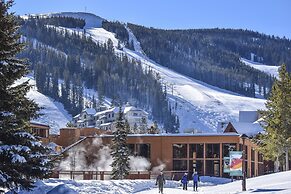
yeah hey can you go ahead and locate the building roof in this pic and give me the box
[99,132,240,138]
[83,108,97,115]
[124,106,148,115]
[73,114,80,119]
[94,107,119,116]
[222,121,263,136]
[100,123,112,127]
[30,121,50,128]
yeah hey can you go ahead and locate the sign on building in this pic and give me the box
[229,151,243,176]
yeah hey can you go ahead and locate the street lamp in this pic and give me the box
[240,133,248,191]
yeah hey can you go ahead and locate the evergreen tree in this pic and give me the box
[0,0,52,191]
[110,106,130,179]
[258,64,291,163]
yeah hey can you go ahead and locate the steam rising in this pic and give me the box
[59,138,151,171]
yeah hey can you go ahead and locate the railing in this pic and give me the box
[50,170,189,181]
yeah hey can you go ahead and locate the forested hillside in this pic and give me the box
[18,16,179,132]
[127,24,291,97]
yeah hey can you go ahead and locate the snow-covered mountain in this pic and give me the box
[15,74,72,134]
[22,12,268,133]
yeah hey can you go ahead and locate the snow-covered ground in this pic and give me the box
[240,58,280,78]
[39,12,267,133]
[8,171,291,194]
[14,74,72,134]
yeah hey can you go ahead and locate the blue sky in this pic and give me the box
[12,0,291,39]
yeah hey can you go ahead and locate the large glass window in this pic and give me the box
[205,160,220,176]
[223,143,237,157]
[189,144,204,158]
[136,144,151,159]
[173,144,187,158]
[173,160,187,171]
[189,160,203,175]
[128,144,135,155]
[206,144,220,158]
[251,148,255,162]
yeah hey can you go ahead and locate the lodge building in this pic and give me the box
[62,131,264,178]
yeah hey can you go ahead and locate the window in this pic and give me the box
[173,160,187,171]
[223,143,237,157]
[173,144,187,158]
[84,115,86,119]
[133,113,138,116]
[127,144,135,155]
[136,144,151,159]
[112,113,114,118]
[189,160,203,175]
[189,144,204,158]
[206,144,220,158]
[206,160,220,176]
[251,148,255,162]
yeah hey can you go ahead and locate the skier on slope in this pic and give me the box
[156,171,166,194]
[181,172,188,190]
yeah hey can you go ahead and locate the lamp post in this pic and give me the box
[240,134,248,191]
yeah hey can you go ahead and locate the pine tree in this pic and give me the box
[258,64,291,163]
[0,1,52,191]
[110,106,130,179]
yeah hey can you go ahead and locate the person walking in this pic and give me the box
[181,172,188,190]
[156,171,165,194]
[192,171,200,191]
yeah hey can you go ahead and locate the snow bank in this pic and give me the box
[11,179,180,194]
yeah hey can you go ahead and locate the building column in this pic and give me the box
[203,143,206,176]
[248,146,251,178]
[255,149,258,177]
[219,143,223,177]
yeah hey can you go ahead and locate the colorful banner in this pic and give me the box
[229,151,243,176]
[223,157,230,173]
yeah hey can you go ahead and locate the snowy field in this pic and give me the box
[7,171,291,194]
[14,75,72,134]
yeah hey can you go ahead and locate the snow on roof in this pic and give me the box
[83,108,97,115]
[73,114,80,119]
[227,121,263,136]
[100,123,112,127]
[99,133,240,138]
[94,107,119,116]
[124,106,148,115]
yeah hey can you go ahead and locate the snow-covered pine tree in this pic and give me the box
[258,64,291,164]
[0,0,52,191]
[110,106,130,179]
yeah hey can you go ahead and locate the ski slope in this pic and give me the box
[45,12,266,133]
[14,74,72,134]
[240,58,280,78]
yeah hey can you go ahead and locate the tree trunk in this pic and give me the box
[286,149,289,171]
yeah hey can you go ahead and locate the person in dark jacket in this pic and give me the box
[156,171,165,194]
[192,171,200,191]
[181,172,188,190]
